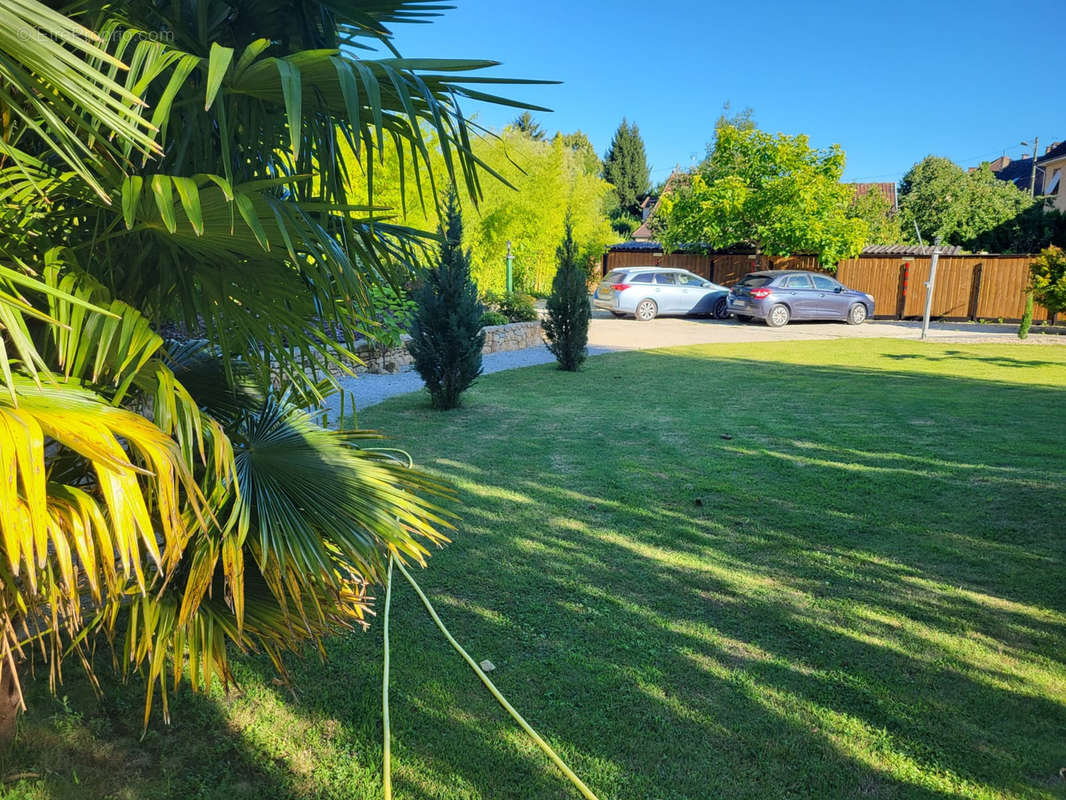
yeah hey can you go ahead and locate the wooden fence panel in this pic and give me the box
[837,257,908,318]
[711,255,758,285]
[900,258,977,318]
[604,250,1041,321]
[974,258,1049,321]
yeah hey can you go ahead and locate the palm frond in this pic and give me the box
[0,0,161,198]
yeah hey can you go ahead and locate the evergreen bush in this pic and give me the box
[543,221,591,371]
[407,193,485,408]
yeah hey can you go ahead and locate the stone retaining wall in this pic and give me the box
[356,321,544,373]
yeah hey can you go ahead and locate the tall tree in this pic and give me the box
[657,125,867,267]
[604,119,651,217]
[344,129,618,294]
[408,191,485,409]
[0,0,536,738]
[702,102,756,167]
[847,186,903,245]
[560,130,603,175]
[513,111,547,141]
[543,221,591,371]
[898,156,1035,247]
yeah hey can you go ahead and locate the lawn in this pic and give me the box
[4,338,1066,800]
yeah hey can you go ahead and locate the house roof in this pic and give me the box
[631,170,686,241]
[860,244,962,256]
[1038,140,1066,165]
[848,182,898,211]
[993,157,1044,194]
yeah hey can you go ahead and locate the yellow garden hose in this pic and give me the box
[382,556,600,800]
[382,555,394,800]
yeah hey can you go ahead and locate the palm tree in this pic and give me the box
[0,0,544,739]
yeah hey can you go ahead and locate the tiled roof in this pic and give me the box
[860,244,962,256]
[994,157,1043,194]
[849,182,898,211]
[1038,140,1066,164]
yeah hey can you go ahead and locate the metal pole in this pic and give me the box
[920,236,941,340]
[1029,137,1038,198]
[505,240,514,293]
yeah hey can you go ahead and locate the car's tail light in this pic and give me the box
[611,283,631,291]
[750,288,772,299]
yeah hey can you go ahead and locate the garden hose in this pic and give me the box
[382,555,394,800]
[382,556,600,800]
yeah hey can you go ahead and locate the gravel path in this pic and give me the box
[322,343,614,417]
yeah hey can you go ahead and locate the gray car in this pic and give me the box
[726,270,874,327]
[592,267,730,321]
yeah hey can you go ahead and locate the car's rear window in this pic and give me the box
[604,271,627,284]
[737,275,772,287]
[781,274,814,288]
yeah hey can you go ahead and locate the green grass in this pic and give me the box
[5,339,1066,800]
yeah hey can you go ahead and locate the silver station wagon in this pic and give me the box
[593,267,730,321]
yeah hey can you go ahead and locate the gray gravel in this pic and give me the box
[321,343,614,419]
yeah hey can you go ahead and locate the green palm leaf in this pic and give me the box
[0,0,161,198]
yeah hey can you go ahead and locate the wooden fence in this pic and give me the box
[601,251,1050,322]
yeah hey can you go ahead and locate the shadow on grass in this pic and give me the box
[882,350,1066,369]
[7,347,1066,800]
[3,672,301,800]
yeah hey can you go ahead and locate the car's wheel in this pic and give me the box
[847,303,868,325]
[712,296,729,320]
[735,314,752,323]
[634,299,658,321]
[766,304,790,328]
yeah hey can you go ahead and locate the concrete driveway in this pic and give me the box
[586,310,1064,350]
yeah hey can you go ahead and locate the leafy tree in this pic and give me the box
[604,119,651,217]
[1029,245,1066,316]
[970,203,1066,254]
[407,192,485,409]
[702,102,756,167]
[513,111,547,141]
[848,186,903,245]
[898,157,1035,247]
[0,0,532,739]
[543,221,591,371]
[560,130,603,175]
[657,125,867,268]
[345,129,618,294]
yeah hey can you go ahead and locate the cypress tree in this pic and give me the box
[1018,292,1034,339]
[604,118,651,217]
[407,191,485,409]
[543,221,591,371]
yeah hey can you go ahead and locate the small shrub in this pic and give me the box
[484,290,538,323]
[407,191,485,409]
[360,285,415,370]
[480,311,508,327]
[1029,245,1066,317]
[543,221,591,371]
[1018,293,1033,339]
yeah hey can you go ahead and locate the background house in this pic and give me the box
[989,140,1066,206]
[1038,141,1066,211]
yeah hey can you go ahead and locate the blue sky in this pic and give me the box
[388,0,1066,186]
